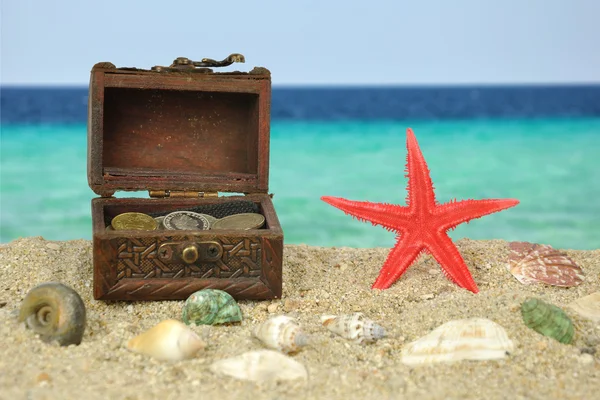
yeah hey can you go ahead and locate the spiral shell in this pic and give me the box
[182,289,242,326]
[321,313,385,344]
[127,319,206,361]
[507,242,584,287]
[521,298,574,344]
[18,282,86,346]
[253,315,309,354]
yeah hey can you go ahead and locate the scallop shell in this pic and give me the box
[567,292,600,323]
[321,313,385,344]
[18,282,86,346]
[210,350,308,382]
[127,319,206,361]
[521,298,574,344]
[401,318,514,366]
[182,289,242,325]
[253,315,309,354]
[507,241,584,287]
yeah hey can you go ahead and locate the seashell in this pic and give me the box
[321,313,385,344]
[18,282,86,346]
[253,315,309,354]
[210,350,308,382]
[182,289,242,326]
[127,319,206,361]
[401,318,514,366]
[568,292,600,323]
[507,241,584,287]
[521,298,574,344]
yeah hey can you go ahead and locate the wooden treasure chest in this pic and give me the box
[87,55,283,301]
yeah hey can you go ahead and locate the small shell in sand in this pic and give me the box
[521,298,574,344]
[127,319,206,361]
[320,313,385,344]
[253,315,309,354]
[18,282,86,346]
[507,242,584,287]
[182,289,242,326]
[568,292,600,323]
[401,318,514,367]
[210,350,308,382]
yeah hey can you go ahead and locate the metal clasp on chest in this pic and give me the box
[157,241,223,264]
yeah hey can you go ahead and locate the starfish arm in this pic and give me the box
[426,233,479,293]
[321,196,411,232]
[435,198,520,231]
[372,233,425,289]
[405,128,437,211]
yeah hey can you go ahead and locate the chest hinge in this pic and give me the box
[149,190,219,198]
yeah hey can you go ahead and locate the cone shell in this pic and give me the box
[210,350,308,382]
[507,242,584,287]
[568,292,600,323]
[127,319,206,361]
[182,289,242,326]
[521,298,574,344]
[253,315,309,354]
[18,282,86,346]
[321,313,385,344]
[401,318,514,366]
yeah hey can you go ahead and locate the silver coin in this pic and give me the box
[163,211,210,231]
[212,213,266,230]
[194,213,217,229]
[154,216,166,230]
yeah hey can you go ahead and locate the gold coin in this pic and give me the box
[212,213,265,230]
[111,212,158,231]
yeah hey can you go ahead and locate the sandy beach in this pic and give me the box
[0,236,598,400]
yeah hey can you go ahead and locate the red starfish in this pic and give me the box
[321,128,519,293]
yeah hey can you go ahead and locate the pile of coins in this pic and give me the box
[108,211,265,232]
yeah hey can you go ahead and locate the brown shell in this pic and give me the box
[507,242,584,287]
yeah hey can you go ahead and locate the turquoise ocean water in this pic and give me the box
[1,118,599,250]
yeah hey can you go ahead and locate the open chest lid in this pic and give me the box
[87,54,271,198]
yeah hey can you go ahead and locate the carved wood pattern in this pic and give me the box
[262,237,283,298]
[103,277,275,301]
[92,194,283,301]
[114,236,262,280]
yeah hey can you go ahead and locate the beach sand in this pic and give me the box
[0,236,598,400]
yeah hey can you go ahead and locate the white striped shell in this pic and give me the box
[320,313,385,344]
[401,318,514,367]
[568,292,600,323]
[210,350,308,382]
[126,319,206,361]
[253,315,309,354]
[507,241,584,287]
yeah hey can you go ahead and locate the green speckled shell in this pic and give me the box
[521,298,574,344]
[182,289,242,325]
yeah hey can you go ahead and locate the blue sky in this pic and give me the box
[2,0,599,86]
